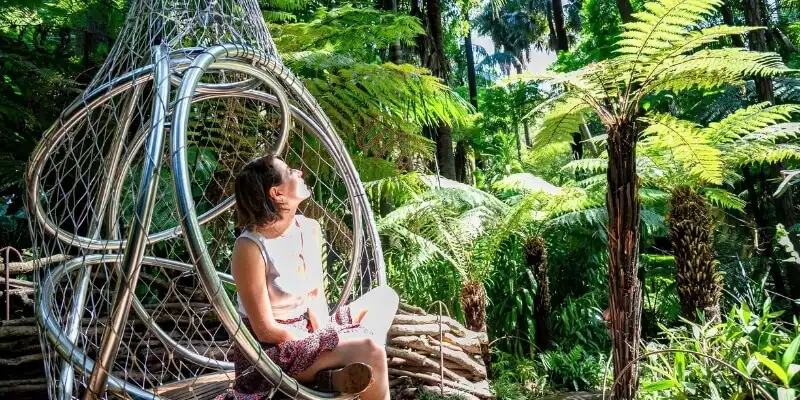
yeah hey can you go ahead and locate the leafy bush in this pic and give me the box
[538,346,609,392]
[639,299,800,400]
[490,351,548,399]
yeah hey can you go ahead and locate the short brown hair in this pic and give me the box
[234,154,288,229]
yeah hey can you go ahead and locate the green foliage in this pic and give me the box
[538,346,609,391]
[273,6,424,60]
[490,352,549,399]
[639,299,800,400]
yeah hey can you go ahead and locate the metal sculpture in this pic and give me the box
[24,0,385,398]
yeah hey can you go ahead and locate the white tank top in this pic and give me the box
[235,215,325,320]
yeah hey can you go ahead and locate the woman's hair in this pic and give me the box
[234,153,288,229]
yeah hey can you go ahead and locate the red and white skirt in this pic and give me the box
[215,306,371,400]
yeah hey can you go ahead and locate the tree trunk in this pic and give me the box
[551,0,569,52]
[742,166,788,297]
[524,124,532,147]
[524,236,552,351]
[544,0,558,51]
[465,25,478,110]
[455,141,469,184]
[616,0,634,23]
[667,186,722,323]
[460,281,486,333]
[424,0,456,180]
[743,0,775,102]
[721,0,745,47]
[606,122,642,400]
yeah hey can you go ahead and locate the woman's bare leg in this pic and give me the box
[348,285,399,345]
[294,335,389,400]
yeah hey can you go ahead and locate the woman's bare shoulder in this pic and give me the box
[231,236,266,270]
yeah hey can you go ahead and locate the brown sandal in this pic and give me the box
[314,362,373,394]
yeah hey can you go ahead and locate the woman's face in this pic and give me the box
[269,158,311,207]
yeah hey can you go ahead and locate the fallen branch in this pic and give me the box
[387,368,493,398]
[2,255,70,275]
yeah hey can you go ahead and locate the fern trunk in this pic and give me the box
[667,186,721,323]
[524,236,552,351]
[606,122,642,400]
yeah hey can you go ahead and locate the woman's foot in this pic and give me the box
[314,362,373,394]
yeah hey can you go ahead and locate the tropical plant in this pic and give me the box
[512,0,796,395]
[639,299,800,400]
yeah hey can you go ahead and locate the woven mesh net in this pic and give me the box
[24,0,383,398]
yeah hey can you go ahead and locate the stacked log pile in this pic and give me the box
[1,255,495,400]
[388,303,493,400]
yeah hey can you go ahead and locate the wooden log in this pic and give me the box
[0,352,43,367]
[388,323,446,337]
[389,336,486,377]
[0,278,34,288]
[398,303,426,315]
[387,368,493,398]
[429,336,463,353]
[1,255,70,275]
[392,314,487,343]
[385,346,470,384]
[443,333,482,354]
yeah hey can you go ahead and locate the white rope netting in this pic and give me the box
[24,0,385,399]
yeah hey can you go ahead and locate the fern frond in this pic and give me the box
[741,122,800,143]
[644,48,792,94]
[617,0,723,57]
[530,98,592,150]
[702,187,745,210]
[492,173,563,195]
[705,103,800,144]
[561,158,608,175]
[725,143,800,166]
[774,77,800,102]
[641,112,723,185]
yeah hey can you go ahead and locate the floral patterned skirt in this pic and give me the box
[215,306,371,400]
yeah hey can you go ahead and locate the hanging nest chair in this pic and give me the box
[24,1,385,399]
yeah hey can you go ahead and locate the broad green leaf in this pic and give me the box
[782,335,800,370]
[778,388,796,400]
[641,380,675,392]
[788,364,800,381]
[737,358,750,377]
[755,352,789,386]
[675,352,686,381]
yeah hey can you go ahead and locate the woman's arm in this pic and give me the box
[232,239,298,344]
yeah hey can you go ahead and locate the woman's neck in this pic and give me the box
[256,210,298,239]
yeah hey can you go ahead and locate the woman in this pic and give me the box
[221,154,399,400]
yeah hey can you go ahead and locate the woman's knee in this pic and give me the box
[353,337,386,366]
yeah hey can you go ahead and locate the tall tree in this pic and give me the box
[742,0,800,311]
[415,0,457,179]
[517,0,792,396]
[552,0,569,51]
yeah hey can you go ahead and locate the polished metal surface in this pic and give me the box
[84,45,172,399]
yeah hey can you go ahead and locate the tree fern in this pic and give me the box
[640,113,723,184]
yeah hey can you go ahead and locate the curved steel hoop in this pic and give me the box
[28,43,386,400]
